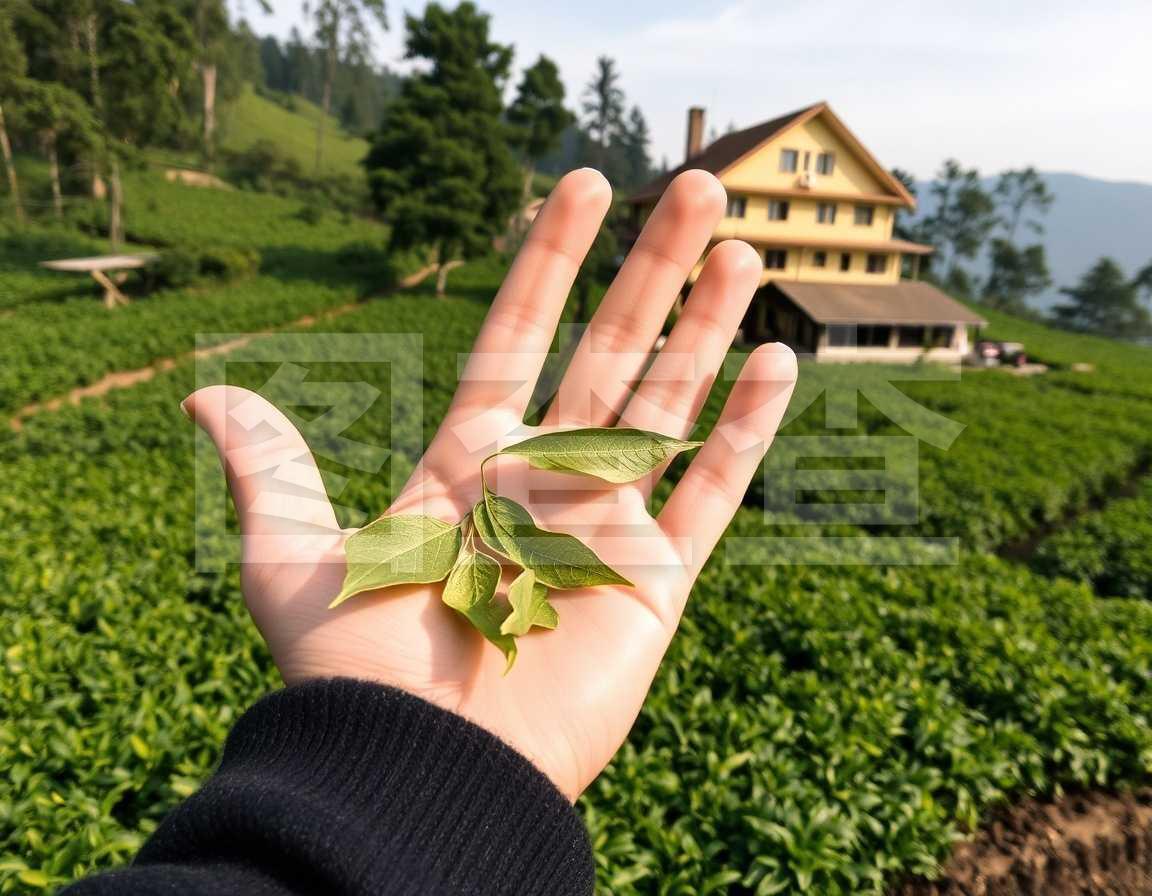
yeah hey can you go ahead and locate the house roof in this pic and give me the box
[770,280,987,326]
[629,102,916,207]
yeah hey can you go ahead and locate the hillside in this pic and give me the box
[911,172,1152,309]
[216,84,370,181]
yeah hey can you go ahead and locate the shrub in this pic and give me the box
[143,246,260,291]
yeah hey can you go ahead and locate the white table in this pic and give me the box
[39,254,156,309]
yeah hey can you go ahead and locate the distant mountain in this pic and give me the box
[909,172,1152,310]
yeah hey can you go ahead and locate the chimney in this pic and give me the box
[685,106,705,162]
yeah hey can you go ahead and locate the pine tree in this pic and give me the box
[507,55,572,203]
[364,2,519,296]
[619,105,651,188]
[1053,258,1152,339]
[581,56,623,172]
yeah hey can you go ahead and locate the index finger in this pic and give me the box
[450,169,612,419]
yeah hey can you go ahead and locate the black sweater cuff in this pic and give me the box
[85,678,594,895]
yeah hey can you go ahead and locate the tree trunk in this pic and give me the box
[109,156,124,249]
[202,62,217,159]
[0,102,25,225]
[436,261,451,297]
[45,129,63,221]
[315,44,336,175]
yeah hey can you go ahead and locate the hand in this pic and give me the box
[183,169,797,800]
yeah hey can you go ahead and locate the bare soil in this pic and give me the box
[895,790,1152,895]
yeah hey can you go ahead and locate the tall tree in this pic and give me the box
[507,55,572,204]
[889,167,918,243]
[1052,258,1152,339]
[15,80,99,220]
[364,2,519,296]
[983,239,1050,313]
[0,8,27,224]
[304,0,387,175]
[1134,260,1152,303]
[92,0,196,246]
[922,159,997,278]
[186,0,270,160]
[993,166,1053,239]
[619,105,652,188]
[581,56,623,172]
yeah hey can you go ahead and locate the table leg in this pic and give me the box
[90,269,130,308]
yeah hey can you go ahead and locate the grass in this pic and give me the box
[217,84,370,181]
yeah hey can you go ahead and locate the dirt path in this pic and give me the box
[8,260,461,432]
[894,790,1152,895]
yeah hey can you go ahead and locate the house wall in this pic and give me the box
[691,246,902,287]
[712,195,895,244]
[721,116,893,199]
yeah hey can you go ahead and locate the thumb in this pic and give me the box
[183,385,341,553]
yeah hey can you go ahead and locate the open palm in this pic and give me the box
[184,169,797,800]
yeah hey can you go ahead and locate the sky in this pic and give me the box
[248,0,1152,184]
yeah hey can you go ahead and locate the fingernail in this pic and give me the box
[179,398,192,420]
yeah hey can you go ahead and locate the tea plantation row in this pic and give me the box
[1033,477,1152,598]
[3,283,1152,892]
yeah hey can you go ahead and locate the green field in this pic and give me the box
[1,177,1152,893]
[218,84,370,181]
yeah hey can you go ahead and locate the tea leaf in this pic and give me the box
[441,544,517,670]
[331,515,461,608]
[500,427,703,483]
[500,569,557,636]
[473,494,631,589]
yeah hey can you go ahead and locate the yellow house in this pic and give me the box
[628,102,985,362]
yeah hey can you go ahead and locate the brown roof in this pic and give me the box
[629,101,916,208]
[629,103,821,201]
[771,280,987,326]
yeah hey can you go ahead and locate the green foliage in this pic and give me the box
[364,1,519,284]
[442,543,516,667]
[219,85,369,182]
[983,239,1050,312]
[507,55,573,163]
[922,159,998,279]
[332,515,462,607]
[1052,256,1152,340]
[473,493,630,590]
[1034,478,1152,598]
[500,427,701,483]
[2,281,1152,891]
[144,245,260,290]
[581,56,624,171]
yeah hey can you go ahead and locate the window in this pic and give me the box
[764,249,788,270]
[779,149,799,172]
[860,325,891,347]
[840,252,852,272]
[898,326,926,347]
[817,202,837,224]
[866,253,888,274]
[812,250,827,268]
[827,325,855,347]
[929,326,955,347]
[854,204,875,226]
[802,150,811,171]
[726,196,747,218]
[767,199,790,221]
[816,152,835,175]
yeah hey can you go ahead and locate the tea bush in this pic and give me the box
[3,261,1152,893]
[1033,478,1152,598]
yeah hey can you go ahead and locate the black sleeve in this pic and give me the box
[62,678,595,896]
